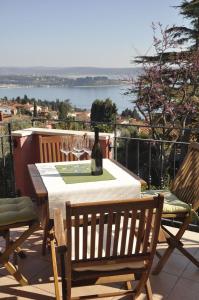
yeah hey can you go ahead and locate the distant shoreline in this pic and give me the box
[0,83,129,89]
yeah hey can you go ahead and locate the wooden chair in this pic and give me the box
[0,196,40,285]
[143,142,199,274]
[51,195,164,300]
[39,134,91,163]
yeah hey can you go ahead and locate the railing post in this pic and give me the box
[0,135,7,196]
[8,122,16,197]
[173,143,177,179]
[31,118,35,127]
[160,142,164,188]
[113,121,117,161]
[125,139,129,168]
[137,140,140,177]
[148,141,152,189]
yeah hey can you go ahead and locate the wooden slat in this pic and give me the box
[47,143,52,162]
[120,210,129,256]
[39,136,44,163]
[90,214,96,259]
[74,214,79,261]
[113,212,121,256]
[128,210,136,255]
[57,142,61,162]
[71,197,158,213]
[98,212,104,258]
[52,142,56,162]
[135,210,146,254]
[43,143,47,163]
[105,210,113,257]
[83,214,88,259]
[142,209,153,253]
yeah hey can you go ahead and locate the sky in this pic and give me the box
[0,0,187,68]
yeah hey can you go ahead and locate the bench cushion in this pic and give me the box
[142,190,190,214]
[0,197,38,226]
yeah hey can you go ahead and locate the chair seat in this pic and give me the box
[0,197,38,226]
[74,261,144,272]
[142,190,190,214]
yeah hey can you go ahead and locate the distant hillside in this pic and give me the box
[0,66,142,79]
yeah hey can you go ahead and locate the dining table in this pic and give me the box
[28,158,146,254]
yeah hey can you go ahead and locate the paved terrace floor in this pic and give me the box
[0,226,199,300]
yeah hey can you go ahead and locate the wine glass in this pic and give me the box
[60,137,71,159]
[68,135,88,174]
[71,136,86,161]
[82,133,94,157]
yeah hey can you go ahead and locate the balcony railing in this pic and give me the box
[0,122,15,197]
[0,118,196,196]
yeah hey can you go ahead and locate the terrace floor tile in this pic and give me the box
[0,226,199,299]
[167,277,199,300]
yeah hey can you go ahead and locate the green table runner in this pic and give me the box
[56,163,115,184]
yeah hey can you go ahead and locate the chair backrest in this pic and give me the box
[65,195,163,271]
[39,135,91,163]
[171,142,199,210]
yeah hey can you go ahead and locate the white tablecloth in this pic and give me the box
[36,159,141,218]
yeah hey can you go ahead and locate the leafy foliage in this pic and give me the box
[121,108,141,119]
[91,98,117,132]
[126,23,199,187]
[129,24,199,142]
[167,0,199,50]
[58,99,73,120]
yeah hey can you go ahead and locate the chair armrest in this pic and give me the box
[53,208,67,250]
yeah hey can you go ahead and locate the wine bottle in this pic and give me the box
[91,127,103,175]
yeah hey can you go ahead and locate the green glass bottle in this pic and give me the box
[91,127,103,175]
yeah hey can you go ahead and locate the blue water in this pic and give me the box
[0,85,133,113]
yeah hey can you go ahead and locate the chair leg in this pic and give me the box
[42,220,53,255]
[42,223,49,255]
[153,244,174,275]
[4,230,10,249]
[50,230,61,300]
[0,221,40,284]
[153,215,199,275]
[134,272,150,299]
[176,243,199,268]
[66,273,71,300]
[126,281,133,290]
[145,279,153,300]
[4,260,28,286]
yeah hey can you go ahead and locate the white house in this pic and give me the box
[0,106,12,116]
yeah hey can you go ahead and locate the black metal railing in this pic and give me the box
[115,136,190,189]
[0,118,197,195]
[0,122,16,197]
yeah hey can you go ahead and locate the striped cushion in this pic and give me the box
[142,190,190,214]
[0,197,38,226]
